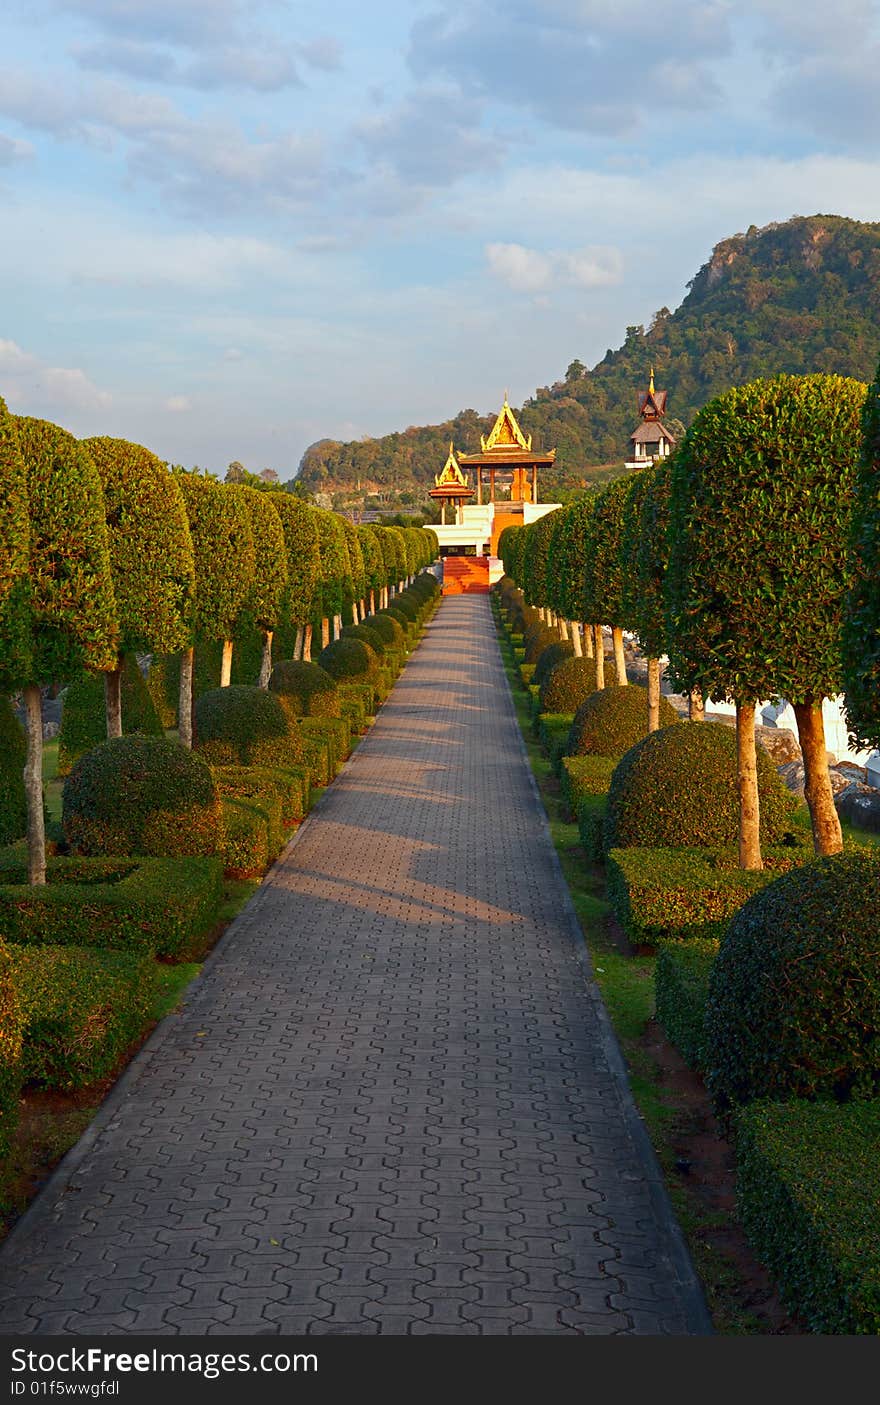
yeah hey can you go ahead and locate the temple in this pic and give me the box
[432,396,560,593]
[624,369,676,469]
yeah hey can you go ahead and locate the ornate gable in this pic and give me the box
[481,397,532,453]
[434,443,469,489]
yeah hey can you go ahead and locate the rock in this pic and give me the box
[41,721,59,741]
[833,761,868,785]
[835,783,880,833]
[756,725,801,765]
[778,761,806,797]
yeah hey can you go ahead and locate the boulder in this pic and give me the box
[835,784,880,833]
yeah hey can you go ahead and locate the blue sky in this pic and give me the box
[1,0,879,479]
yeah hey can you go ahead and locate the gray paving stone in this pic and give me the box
[0,596,709,1336]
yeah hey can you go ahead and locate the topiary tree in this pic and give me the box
[368,525,397,608]
[269,659,341,718]
[667,375,867,866]
[176,472,255,745]
[620,465,669,729]
[318,636,378,683]
[342,623,386,657]
[194,685,303,767]
[228,485,287,687]
[58,656,163,776]
[11,418,119,884]
[539,656,609,714]
[545,510,580,653]
[365,611,405,649]
[0,696,27,846]
[521,511,561,621]
[272,494,321,663]
[83,437,194,737]
[498,524,525,585]
[704,850,880,1113]
[533,641,574,689]
[566,684,678,759]
[842,357,880,750]
[582,477,634,686]
[341,518,366,624]
[63,734,221,858]
[357,525,384,615]
[312,507,352,649]
[385,526,409,594]
[551,500,596,665]
[0,397,30,701]
[604,721,797,851]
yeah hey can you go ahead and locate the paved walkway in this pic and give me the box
[0,597,709,1336]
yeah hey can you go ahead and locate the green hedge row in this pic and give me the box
[559,755,617,818]
[654,938,719,1070]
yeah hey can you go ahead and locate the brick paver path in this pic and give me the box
[0,596,709,1335]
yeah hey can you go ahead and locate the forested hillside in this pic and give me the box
[296,214,880,503]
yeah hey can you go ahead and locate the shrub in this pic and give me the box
[654,938,719,1069]
[606,845,809,947]
[559,755,617,818]
[363,613,403,648]
[605,720,798,851]
[377,607,412,636]
[338,681,375,721]
[533,641,574,689]
[0,938,23,1159]
[269,659,340,718]
[537,714,573,769]
[194,685,304,770]
[63,735,222,859]
[213,763,306,827]
[539,656,610,713]
[566,685,678,759]
[0,852,222,959]
[705,850,880,1113]
[58,655,163,776]
[13,945,156,1091]
[577,795,608,862]
[341,623,386,657]
[736,1100,880,1334]
[390,592,420,623]
[523,624,559,665]
[220,797,271,877]
[146,656,177,728]
[300,733,333,788]
[0,695,27,846]
[300,715,350,766]
[318,636,378,683]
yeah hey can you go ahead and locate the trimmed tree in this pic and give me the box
[357,525,384,615]
[555,499,597,665]
[272,493,321,663]
[843,358,880,749]
[12,417,118,883]
[312,508,353,648]
[667,374,867,865]
[84,437,194,737]
[583,477,634,686]
[176,472,255,745]
[341,518,366,625]
[0,397,30,694]
[369,525,397,609]
[229,485,288,687]
[521,511,561,622]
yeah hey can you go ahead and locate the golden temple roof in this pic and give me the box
[481,397,532,454]
[433,443,469,490]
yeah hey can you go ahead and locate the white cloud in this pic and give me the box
[0,339,112,414]
[486,242,623,293]
[0,132,34,164]
[165,394,191,412]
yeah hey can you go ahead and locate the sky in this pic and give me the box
[1,0,880,479]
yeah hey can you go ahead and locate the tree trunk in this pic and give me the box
[647,657,661,732]
[320,617,330,650]
[736,702,763,871]
[369,589,375,614]
[612,627,628,685]
[220,639,233,687]
[794,697,844,856]
[302,624,313,663]
[582,623,594,659]
[23,684,46,887]
[570,623,582,658]
[334,613,343,640]
[179,647,194,748]
[105,663,123,739]
[689,689,705,722]
[593,627,605,689]
[294,625,304,662]
[558,617,569,640]
[258,630,273,689]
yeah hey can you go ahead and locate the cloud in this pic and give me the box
[165,394,191,412]
[0,339,112,414]
[0,132,33,164]
[486,242,623,293]
[73,37,305,92]
[356,88,502,188]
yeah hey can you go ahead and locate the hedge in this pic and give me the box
[269,660,341,718]
[606,845,809,947]
[539,656,608,714]
[212,763,307,826]
[566,684,678,760]
[58,655,164,776]
[300,715,351,767]
[705,849,880,1113]
[532,641,574,689]
[559,755,618,819]
[195,685,304,769]
[536,714,574,770]
[63,735,222,859]
[338,682,375,721]
[654,938,719,1070]
[12,945,157,1091]
[577,795,608,862]
[365,612,406,648]
[0,695,27,846]
[0,853,223,959]
[220,797,271,878]
[213,771,284,854]
[736,1100,880,1334]
[0,938,22,1160]
[300,733,333,789]
[318,636,378,684]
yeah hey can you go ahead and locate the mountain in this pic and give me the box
[296,215,880,504]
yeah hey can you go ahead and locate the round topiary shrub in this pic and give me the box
[194,685,304,768]
[376,607,410,636]
[605,720,797,850]
[363,613,403,648]
[533,641,574,689]
[58,654,163,777]
[523,625,560,664]
[269,660,341,718]
[0,696,27,847]
[704,850,880,1112]
[63,735,222,858]
[539,656,610,714]
[566,685,679,759]
[390,593,420,623]
[341,624,386,657]
[318,636,378,682]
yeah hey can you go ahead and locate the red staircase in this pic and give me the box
[442,556,490,594]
